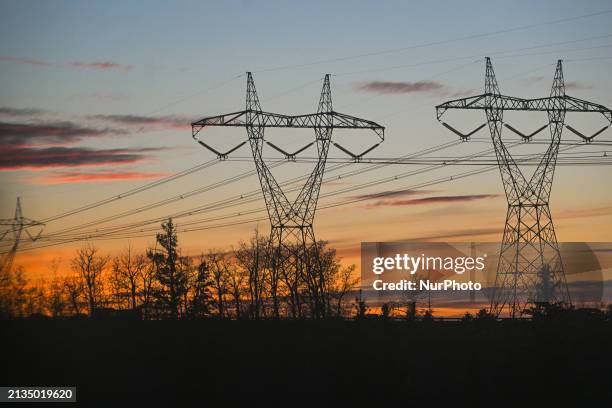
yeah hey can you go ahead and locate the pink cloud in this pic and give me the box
[0,56,49,66]
[0,55,132,72]
[34,170,170,185]
[88,114,193,131]
[69,61,133,72]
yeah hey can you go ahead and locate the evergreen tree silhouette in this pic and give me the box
[147,218,188,319]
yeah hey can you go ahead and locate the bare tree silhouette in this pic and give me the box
[70,243,109,316]
[234,229,269,319]
[111,244,147,310]
[207,250,229,318]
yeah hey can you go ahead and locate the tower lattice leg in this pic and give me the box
[245,74,334,319]
[488,60,571,317]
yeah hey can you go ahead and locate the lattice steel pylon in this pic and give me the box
[0,197,44,275]
[192,73,384,318]
[436,58,612,317]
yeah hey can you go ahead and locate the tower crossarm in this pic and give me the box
[436,94,612,122]
[562,96,612,121]
[0,218,43,227]
[192,110,384,138]
[436,94,530,119]
[189,72,383,318]
[192,110,296,135]
[191,73,385,226]
[0,198,44,274]
[326,112,385,139]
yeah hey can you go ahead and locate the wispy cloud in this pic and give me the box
[523,75,546,83]
[0,146,164,170]
[363,194,498,209]
[557,205,612,220]
[0,120,127,147]
[564,81,594,90]
[33,169,170,185]
[0,109,187,176]
[349,189,431,200]
[88,114,193,130]
[0,107,51,117]
[401,227,502,241]
[446,88,477,98]
[68,62,132,72]
[522,76,593,90]
[355,80,444,94]
[0,55,133,72]
[354,80,475,98]
[0,56,49,66]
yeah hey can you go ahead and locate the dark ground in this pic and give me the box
[1,318,611,405]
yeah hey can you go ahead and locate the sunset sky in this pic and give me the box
[1,0,612,292]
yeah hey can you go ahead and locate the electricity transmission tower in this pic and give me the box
[436,58,612,317]
[0,197,44,274]
[192,73,384,318]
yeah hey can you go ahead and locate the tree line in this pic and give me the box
[0,219,358,320]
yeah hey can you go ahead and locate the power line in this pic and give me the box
[12,143,583,251]
[9,135,608,253]
[38,159,220,223]
[5,140,465,251]
[19,140,461,244]
[334,34,612,77]
[8,29,612,252]
[146,74,245,116]
[250,9,612,74]
[29,33,612,228]
[7,140,526,252]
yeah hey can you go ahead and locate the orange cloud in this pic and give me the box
[33,170,171,185]
[557,205,612,220]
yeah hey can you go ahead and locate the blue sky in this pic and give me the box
[2,0,612,115]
